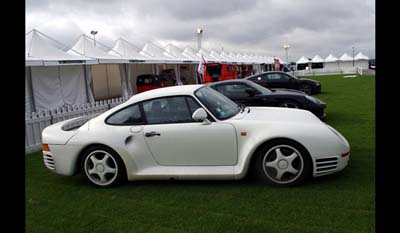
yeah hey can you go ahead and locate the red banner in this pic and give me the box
[274,58,280,71]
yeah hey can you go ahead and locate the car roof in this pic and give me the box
[127,84,204,103]
[208,79,253,86]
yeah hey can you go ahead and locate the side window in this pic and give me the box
[142,96,193,124]
[249,75,265,82]
[216,83,256,98]
[186,96,201,115]
[106,104,144,125]
[266,73,281,80]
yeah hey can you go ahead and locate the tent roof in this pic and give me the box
[182,46,200,61]
[354,52,369,60]
[324,54,338,62]
[197,48,218,62]
[210,50,228,62]
[220,50,237,63]
[296,56,309,64]
[339,53,353,61]
[140,41,177,63]
[109,38,152,62]
[311,55,324,63]
[164,44,196,63]
[67,34,127,63]
[26,29,96,66]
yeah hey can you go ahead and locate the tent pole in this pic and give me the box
[28,66,36,113]
[83,65,90,102]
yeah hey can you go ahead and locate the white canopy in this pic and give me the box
[220,50,237,63]
[354,52,369,60]
[109,38,152,62]
[209,50,227,63]
[197,48,218,62]
[164,44,196,63]
[324,54,338,62]
[182,46,200,61]
[311,55,324,63]
[26,29,96,66]
[140,41,177,63]
[67,34,127,63]
[296,56,309,64]
[264,56,275,64]
[339,53,353,61]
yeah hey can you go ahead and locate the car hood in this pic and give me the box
[230,106,321,124]
[299,78,320,84]
[270,88,306,96]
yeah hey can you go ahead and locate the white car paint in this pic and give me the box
[42,84,350,183]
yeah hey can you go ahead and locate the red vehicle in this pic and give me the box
[136,72,176,93]
[203,63,239,83]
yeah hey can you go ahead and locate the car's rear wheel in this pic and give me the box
[300,83,312,95]
[255,139,311,187]
[81,146,126,187]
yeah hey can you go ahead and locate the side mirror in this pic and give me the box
[245,88,256,97]
[192,108,211,125]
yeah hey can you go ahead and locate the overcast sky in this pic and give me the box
[26,0,375,61]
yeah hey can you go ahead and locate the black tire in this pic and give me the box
[254,139,312,187]
[278,100,301,109]
[80,145,127,187]
[300,83,312,95]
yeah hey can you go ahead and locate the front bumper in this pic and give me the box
[312,154,349,177]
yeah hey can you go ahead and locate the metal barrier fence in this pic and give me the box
[25,97,127,153]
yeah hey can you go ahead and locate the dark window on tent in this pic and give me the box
[311,63,324,69]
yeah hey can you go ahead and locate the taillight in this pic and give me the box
[42,144,50,151]
[341,151,350,157]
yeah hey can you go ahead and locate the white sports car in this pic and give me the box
[42,85,350,187]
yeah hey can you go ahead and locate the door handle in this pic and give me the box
[145,131,161,137]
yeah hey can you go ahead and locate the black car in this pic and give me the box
[245,71,321,95]
[208,79,326,120]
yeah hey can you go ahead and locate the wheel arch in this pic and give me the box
[245,137,313,178]
[75,143,128,179]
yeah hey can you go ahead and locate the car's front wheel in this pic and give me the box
[255,139,311,187]
[300,83,312,95]
[278,100,300,109]
[81,146,127,187]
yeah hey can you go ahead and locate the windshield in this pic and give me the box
[195,86,239,120]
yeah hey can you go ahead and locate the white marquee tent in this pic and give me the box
[324,54,339,71]
[354,52,369,69]
[26,30,97,112]
[339,53,355,72]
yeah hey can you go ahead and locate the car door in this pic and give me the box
[141,96,238,166]
[279,73,297,89]
[214,83,264,106]
[265,73,285,88]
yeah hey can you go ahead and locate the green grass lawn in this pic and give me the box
[26,74,375,233]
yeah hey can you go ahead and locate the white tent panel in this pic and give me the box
[59,66,88,106]
[324,54,338,62]
[311,55,324,63]
[26,30,96,66]
[31,66,64,111]
[354,52,369,60]
[68,35,127,63]
[182,46,200,61]
[140,42,177,63]
[339,53,353,61]
[296,56,309,64]
[109,38,151,62]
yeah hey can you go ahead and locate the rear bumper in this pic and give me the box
[42,144,84,176]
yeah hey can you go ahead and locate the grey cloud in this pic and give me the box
[26,0,375,60]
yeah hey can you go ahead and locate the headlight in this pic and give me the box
[314,82,320,86]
